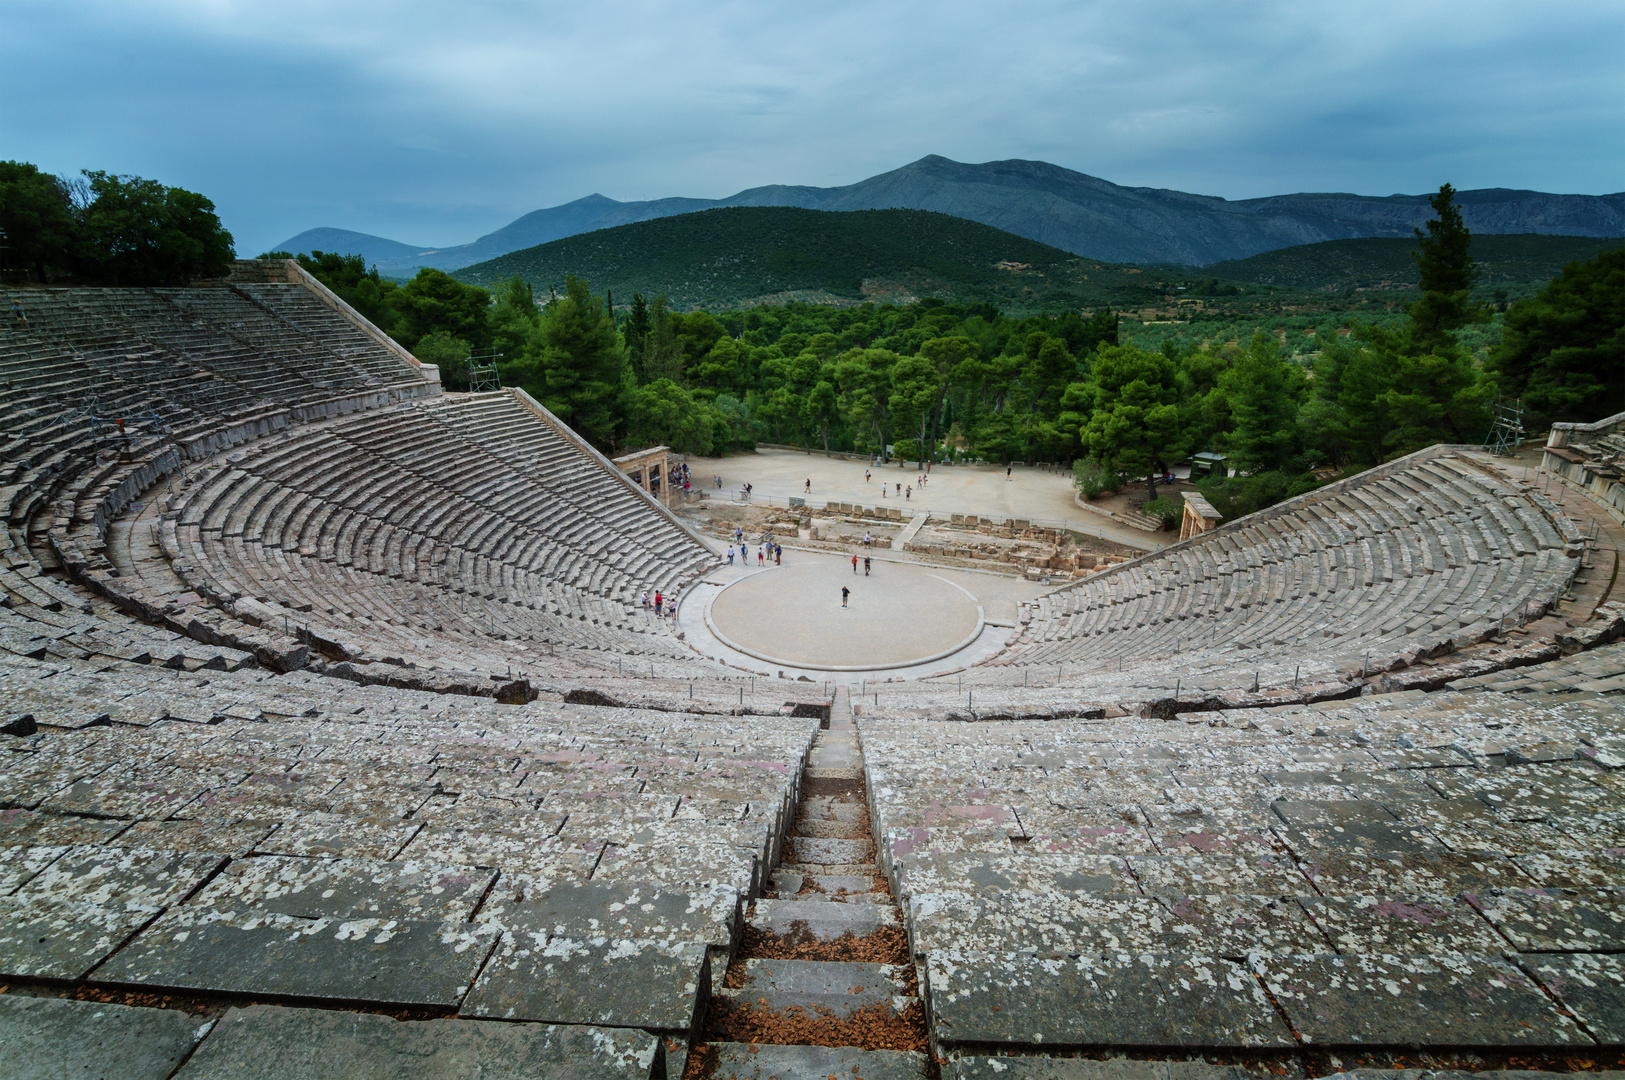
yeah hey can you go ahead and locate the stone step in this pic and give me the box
[779,860,875,877]
[805,766,864,781]
[785,836,871,865]
[772,871,883,898]
[704,1041,928,1079]
[750,898,898,940]
[791,818,868,840]
[808,742,860,769]
[715,958,912,1017]
[799,797,866,821]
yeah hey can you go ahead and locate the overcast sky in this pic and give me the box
[5,0,1622,254]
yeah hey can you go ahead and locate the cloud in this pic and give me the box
[3,0,1620,254]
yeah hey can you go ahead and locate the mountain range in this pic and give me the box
[275,155,1625,273]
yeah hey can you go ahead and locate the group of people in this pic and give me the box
[850,553,873,575]
[639,589,678,618]
[726,541,781,567]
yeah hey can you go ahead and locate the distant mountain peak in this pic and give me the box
[273,157,1625,275]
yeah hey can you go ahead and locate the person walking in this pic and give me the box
[804,478,811,493]
[715,475,722,489]
[654,591,663,615]
[757,548,764,567]
[774,544,781,565]
[1006,464,1012,481]
[851,554,858,573]
[9,298,27,332]
[863,556,871,576]
[841,585,850,608]
[905,485,911,500]
[726,548,734,566]
[865,469,871,483]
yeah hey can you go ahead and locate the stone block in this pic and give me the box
[95,909,497,1006]
[0,994,208,1080]
[952,1059,1252,1080]
[174,1004,660,1078]
[717,958,910,1016]
[1520,952,1625,1044]
[929,951,1294,1049]
[1257,953,1584,1046]
[706,1042,928,1079]
[1465,887,1625,951]
[1298,895,1506,955]
[476,877,740,948]
[461,936,706,1038]
[750,897,897,940]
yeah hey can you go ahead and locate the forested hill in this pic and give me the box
[452,207,1166,311]
[1202,234,1625,291]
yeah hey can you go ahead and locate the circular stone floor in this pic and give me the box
[705,560,983,670]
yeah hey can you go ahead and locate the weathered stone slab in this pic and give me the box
[0,895,161,979]
[1520,952,1625,1044]
[0,807,131,846]
[460,936,707,1037]
[750,897,897,940]
[251,812,421,860]
[1257,953,1585,1046]
[929,951,1294,1049]
[1297,851,1526,895]
[94,910,496,1005]
[718,958,910,1016]
[1464,887,1625,951]
[706,1041,927,1079]
[174,1004,660,1078]
[16,845,224,909]
[786,835,871,864]
[952,1058,1253,1080]
[895,853,1138,898]
[1129,854,1311,896]
[477,877,739,947]
[1298,895,1506,954]
[0,993,208,1080]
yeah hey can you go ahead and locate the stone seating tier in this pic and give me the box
[1001,452,1577,699]
[117,391,721,680]
[858,665,1625,1058]
[0,647,817,1073]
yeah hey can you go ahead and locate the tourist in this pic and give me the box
[852,554,858,573]
[863,532,871,547]
[895,482,901,495]
[865,469,871,482]
[9,298,26,332]
[774,544,782,565]
[805,478,811,493]
[905,485,911,500]
[841,585,850,608]
[641,591,650,610]
[715,475,722,489]
[864,556,871,576]
[757,548,764,566]
[1006,465,1012,481]
[654,591,663,615]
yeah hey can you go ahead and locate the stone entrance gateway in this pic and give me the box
[613,445,671,503]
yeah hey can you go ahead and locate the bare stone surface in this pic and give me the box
[1520,952,1625,1044]
[0,993,209,1080]
[460,936,708,1038]
[173,1004,661,1078]
[929,951,1294,1049]
[706,1040,929,1079]
[1256,954,1585,1046]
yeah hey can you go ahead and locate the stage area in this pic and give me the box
[706,558,983,669]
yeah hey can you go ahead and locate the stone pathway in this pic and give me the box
[693,686,932,1078]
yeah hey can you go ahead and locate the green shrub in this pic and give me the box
[1073,457,1122,499]
[1141,497,1184,529]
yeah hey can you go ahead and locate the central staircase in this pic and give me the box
[695,686,932,1078]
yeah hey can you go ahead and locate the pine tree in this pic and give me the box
[536,276,625,448]
[1408,183,1484,350]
